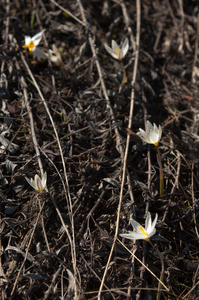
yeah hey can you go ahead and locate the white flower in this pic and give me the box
[47,44,62,66]
[104,37,129,60]
[120,212,158,241]
[138,121,162,146]
[23,30,47,59]
[25,172,47,194]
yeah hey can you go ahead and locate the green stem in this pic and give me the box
[156,145,164,196]
[149,241,165,300]
[120,59,127,86]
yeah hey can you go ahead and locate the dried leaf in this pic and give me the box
[5,159,17,174]
[102,177,120,188]
[74,41,87,63]
[4,205,17,215]
[5,246,39,266]
[66,269,75,299]
[0,135,20,154]
[23,273,46,280]
[0,170,8,186]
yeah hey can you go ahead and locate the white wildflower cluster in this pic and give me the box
[23,32,163,243]
[120,121,162,242]
[23,30,62,66]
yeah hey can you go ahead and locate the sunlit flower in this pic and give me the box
[47,44,62,66]
[25,172,47,194]
[120,212,158,242]
[22,30,47,59]
[104,37,129,60]
[138,121,162,146]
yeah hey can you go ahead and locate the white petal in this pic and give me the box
[48,49,57,62]
[35,175,42,191]
[104,43,119,59]
[111,40,120,52]
[42,172,47,187]
[120,231,147,240]
[153,123,158,133]
[146,121,153,133]
[24,36,31,46]
[138,128,150,143]
[151,213,158,233]
[158,125,162,139]
[120,37,129,59]
[147,228,156,238]
[32,30,45,47]
[149,130,159,144]
[130,218,142,232]
[48,49,62,65]
[25,177,36,190]
[32,48,48,59]
[145,212,152,232]
[50,55,59,64]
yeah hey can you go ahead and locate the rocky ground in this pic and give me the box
[0,0,199,299]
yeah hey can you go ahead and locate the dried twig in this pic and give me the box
[9,201,45,298]
[117,0,136,52]
[117,239,169,292]
[76,0,124,157]
[19,49,79,298]
[192,13,199,83]
[98,0,141,298]
[14,59,44,176]
[50,0,85,27]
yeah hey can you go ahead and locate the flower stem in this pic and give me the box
[156,145,164,196]
[149,241,165,300]
[120,59,127,86]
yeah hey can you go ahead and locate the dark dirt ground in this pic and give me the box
[1,0,199,299]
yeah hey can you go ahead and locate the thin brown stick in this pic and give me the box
[4,0,10,48]
[148,241,165,300]
[9,202,45,298]
[118,0,136,52]
[19,49,78,298]
[192,13,199,83]
[81,254,116,299]
[39,195,50,252]
[76,0,124,157]
[98,0,141,298]
[118,239,169,291]
[156,145,164,196]
[14,60,44,176]
[191,160,199,237]
[50,0,85,27]
[181,280,199,299]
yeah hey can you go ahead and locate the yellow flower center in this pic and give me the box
[115,48,119,54]
[25,41,35,52]
[37,187,45,194]
[139,226,150,241]
[139,226,147,236]
[153,141,159,146]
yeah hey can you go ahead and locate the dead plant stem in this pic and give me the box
[98,0,141,298]
[148,241,165,300]
[118,239,168,291]
[10,201,45,298]
[120,59,127,86]
[19,50,78,298]
[156,145,164,196]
